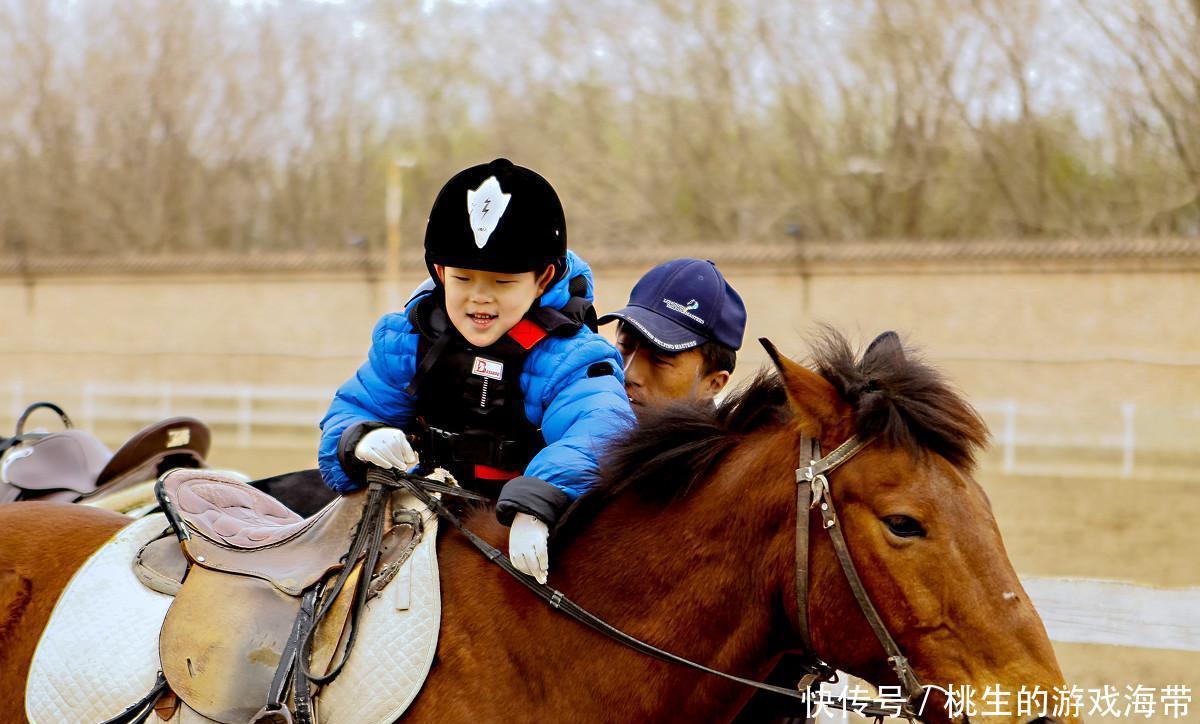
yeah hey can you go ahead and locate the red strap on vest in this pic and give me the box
[507,319,548,351]
[474,464,519,482]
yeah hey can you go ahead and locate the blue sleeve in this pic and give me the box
[521,332,634,501]
[318,313,419,492]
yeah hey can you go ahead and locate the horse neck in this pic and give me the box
[437,432,801,720]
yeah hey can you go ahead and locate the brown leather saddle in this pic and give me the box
[154,468,425,724]
[0,401,209,505]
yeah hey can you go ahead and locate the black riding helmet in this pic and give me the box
[424,158,567,283]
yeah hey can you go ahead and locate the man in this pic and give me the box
[603,259,807,722]
[599,258,746,408]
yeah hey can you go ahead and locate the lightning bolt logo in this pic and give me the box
[467,176,511,249]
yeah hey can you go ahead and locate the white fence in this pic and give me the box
[974,400,1199,478]
[1021,576,1200,653]
[5,380,327,447]
[816,577,1200,722]
[4,381,1200,477]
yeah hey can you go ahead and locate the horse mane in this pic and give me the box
[556,328,988,536]
[811,327,989,470]
[554,368,787,537]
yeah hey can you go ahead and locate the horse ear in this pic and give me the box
[759,338,843,435]
[864,330,904,368]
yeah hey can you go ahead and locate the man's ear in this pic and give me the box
[535,264,556,295]
[434,265,445,283]
[701,370,731,398]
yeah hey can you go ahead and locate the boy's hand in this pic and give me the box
[509,512,549,584]
[354,427,419,470]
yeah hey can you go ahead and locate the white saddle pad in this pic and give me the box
[26,499,442,724]
[26,513,174,724]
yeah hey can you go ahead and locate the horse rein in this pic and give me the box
[391,430,928,722]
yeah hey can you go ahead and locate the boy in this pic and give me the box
[599,258,746,410]
[319,159,632,584]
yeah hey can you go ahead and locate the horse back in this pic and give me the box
[0,502,128,718]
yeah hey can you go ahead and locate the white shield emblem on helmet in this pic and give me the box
[466,176,511,249]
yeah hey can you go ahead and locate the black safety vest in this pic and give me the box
[404,280,595,492]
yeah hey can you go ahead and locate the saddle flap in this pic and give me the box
[1,430,112,495]
[160,566,299,724]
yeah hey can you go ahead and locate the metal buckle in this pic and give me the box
[796,661,837,694]
[809,473,829,509]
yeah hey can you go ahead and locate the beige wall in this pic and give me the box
[3,260,1196,408]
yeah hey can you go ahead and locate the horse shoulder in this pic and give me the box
[0,503,127,716]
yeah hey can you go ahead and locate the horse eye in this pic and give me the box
[882,515,926,538]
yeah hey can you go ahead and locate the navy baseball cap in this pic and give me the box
[599,258,746,352]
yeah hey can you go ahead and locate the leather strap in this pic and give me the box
[99,671,168,724]
[794,435,818,654]
[252,588,317,724]
[405,329,454,396]
[253,481,393,724]
[291,589,319,723]
[14,401,73,435]
[798,434,925,703]
[813,473,924,699]
[297,480,391,686]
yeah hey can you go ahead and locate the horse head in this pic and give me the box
[762,330,1071,722]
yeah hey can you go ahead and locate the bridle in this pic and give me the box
[792,432,926,712]
[391,428,931,721]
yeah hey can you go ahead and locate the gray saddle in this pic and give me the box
[0,401,210,505]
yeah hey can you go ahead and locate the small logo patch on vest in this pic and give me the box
[471,357,504,381]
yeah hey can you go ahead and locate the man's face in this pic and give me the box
[438,264,555,346]
[616,324,729,409]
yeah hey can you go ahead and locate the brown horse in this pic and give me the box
[1,332,1071,723]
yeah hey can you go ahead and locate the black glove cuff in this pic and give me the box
[495,476,571,527]
[336,421,389,482]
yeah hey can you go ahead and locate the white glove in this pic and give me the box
[354,427,419,470]
[509,512,550,584]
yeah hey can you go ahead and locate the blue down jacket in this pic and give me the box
[317,251,633,526]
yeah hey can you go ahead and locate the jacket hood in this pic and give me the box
[539,250,593,311]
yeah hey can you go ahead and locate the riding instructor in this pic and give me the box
[599,258,746,410]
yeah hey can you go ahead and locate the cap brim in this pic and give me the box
[598,306,704,352]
